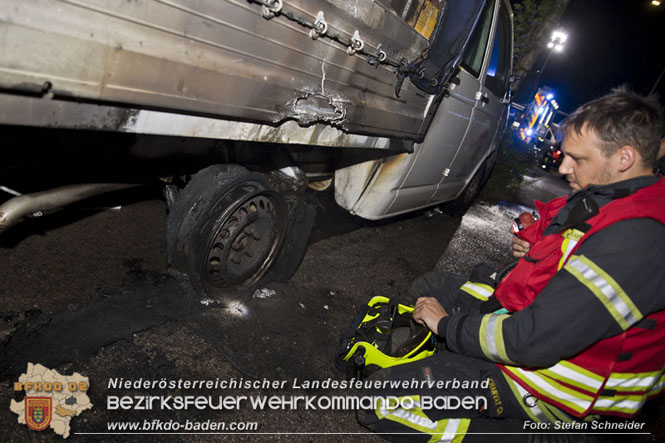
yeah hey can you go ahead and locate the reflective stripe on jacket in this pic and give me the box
[493,178,665,418]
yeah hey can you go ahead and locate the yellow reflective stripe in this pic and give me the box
[375,396,469,442]
[502,373,542,422]
[593,394,646,415]
[479,315,492,359]
[450,419,470,443]
[539,361,604,392]
[557,229,584,270]
[564,255,642,330]
[376,396,437,432]
[479,314,514,364]
[605,370,664,391]
[460,282,494,301]
[541,401,576,424]
[375,396,389,419]
[648,374,665,397]
[501,373,556,423]
[503,366,593,414]
[429,418,470,443]
[558,238,572,271]
[563,229,585,241]
[389,407,437,432]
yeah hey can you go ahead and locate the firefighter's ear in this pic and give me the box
[615,145,637,172]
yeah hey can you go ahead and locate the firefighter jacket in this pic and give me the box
[439,176,665,418]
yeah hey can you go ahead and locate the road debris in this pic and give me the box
[252,288,276,299]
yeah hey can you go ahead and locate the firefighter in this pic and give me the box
[357,87,665,442]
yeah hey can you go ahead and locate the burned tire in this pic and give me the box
[167,165,293,295]
[267,191,317,283]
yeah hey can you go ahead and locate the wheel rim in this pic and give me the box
[201,186,287,290]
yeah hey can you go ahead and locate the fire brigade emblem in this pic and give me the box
[25,397,52,431]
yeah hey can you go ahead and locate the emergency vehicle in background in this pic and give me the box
[518,87,559,145]
[513,87,564,170]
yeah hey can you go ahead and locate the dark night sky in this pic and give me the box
[537,0,665,113]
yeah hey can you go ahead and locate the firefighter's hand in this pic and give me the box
[512,236,530,258]
[413,297,448,335]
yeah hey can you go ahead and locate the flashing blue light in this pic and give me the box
[537,107,545,115]
[546,93,554,100]
[526,129,533,136]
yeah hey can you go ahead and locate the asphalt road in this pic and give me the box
[1,167,662,442]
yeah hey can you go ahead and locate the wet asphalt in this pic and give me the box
[1,167,662,442]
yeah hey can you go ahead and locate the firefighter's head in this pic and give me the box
[558,87,662,191]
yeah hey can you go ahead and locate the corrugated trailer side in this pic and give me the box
[0,0,431,140]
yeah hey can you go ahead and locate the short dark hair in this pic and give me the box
[561,86,663,167]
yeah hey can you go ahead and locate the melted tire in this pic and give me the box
[167,164,297,295]
[267,191,316,283]
[166,165,246,279]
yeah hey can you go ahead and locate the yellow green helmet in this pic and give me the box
[336,296,437,379]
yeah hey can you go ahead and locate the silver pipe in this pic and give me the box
[0,185,22,196]
[0,183,142,230]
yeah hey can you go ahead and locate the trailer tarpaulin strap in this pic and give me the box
[398,0,487,97]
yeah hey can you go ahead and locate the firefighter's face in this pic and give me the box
[559,126,618,191]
